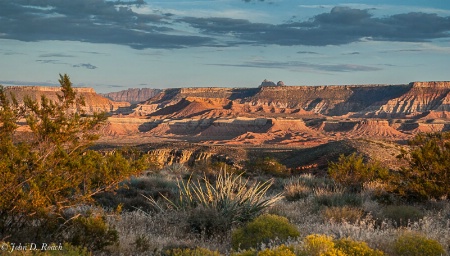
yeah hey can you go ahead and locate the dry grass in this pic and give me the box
[95,171,450,255]
[106,210,231,255]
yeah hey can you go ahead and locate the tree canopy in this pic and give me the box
[0,74,149,243]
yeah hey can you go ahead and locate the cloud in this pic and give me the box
[36,59,66,64]
[343,52,361,55]
[0,50,24,56]
[0,80,59,86]
[209,60,381,72]
[297,51,320,54]
[39,53,75,58]
[106,84,126,88]
[73,63,97,69]
[1,2,449,49]
[0,0,213,49]
[181,6,450,46]
[379,49,424,53]
[79,51,106,55]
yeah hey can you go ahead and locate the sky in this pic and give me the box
[1,0,450,93]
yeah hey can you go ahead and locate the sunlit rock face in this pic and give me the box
[4,86,130,113]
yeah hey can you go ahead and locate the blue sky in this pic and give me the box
[1,0,450,93]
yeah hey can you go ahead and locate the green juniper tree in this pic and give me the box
[396,132,450,200]
[0,74,149,247]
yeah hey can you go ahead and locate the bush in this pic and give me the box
[231,250,258,256]
[396,132,450,200]
[246,157,290,177]
[258,245,295,256]
[335,238,384,256]
[328,153,388,192]
[321,206,364,224]
[152,170,283,227]
[231,214,300,250]
[187,207,231,236]
[95,175,177,212]
[297,234,345,256]
[0,75,149,242]
[314,192,363,209]
[164,247,221,256]
[380,205,424,227]
[67,215,118,251]
[231,245,295,256]
[284,180,311,201]
[393,233,445,256]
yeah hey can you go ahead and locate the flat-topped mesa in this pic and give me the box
[179,87,234,98]
[102,88,162,104]
[5,85,96,93]
[259,83,404,91]
[4,85,130,113]
[410,81,450,88]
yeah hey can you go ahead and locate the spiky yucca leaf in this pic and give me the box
[151,170,283,224]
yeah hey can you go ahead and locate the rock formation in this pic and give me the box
[9,81,450,146]
[4,86,130,114]
[259,79,277,87]
[101,88,162,104]
[277,81,285,86]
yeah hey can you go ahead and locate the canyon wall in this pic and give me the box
[4,85,130,113]
[136,81,450,118]
[102,88,162,104]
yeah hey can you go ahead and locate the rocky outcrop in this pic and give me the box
[4,85,130,114]
[102,88,162,104]
[372,82,450,117]
[259,79,277,87]
[16,81,450,145]
[142,144,247,166]
[133,81,450,118]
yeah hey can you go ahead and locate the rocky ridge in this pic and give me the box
[101,88,162,104]
[4,85,130,113]
[7,82,450,146]
[102,81,450,145]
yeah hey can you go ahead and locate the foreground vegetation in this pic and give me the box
[1,75,449,255]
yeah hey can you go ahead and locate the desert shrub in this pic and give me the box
[379,205,424,227]
[297,234,345,256]
[152,170,283,228]
[321,206,364,224]
[161,163,190,180]
[133,234,151,253]
[328,153,389,192]
[314,192,363,209]
[393,232,445,256]
[284,180,312,201]
[246,157,290,177]
[231,250,258,256]
[186,207,231,236]
[396,132,450,200]
[164,247,221,256]
[231,214,300,250]
[298,174,337,190]
[0,75,150,243]
[335,238,384,256]
[362,181,400,205]
[258,245,296,256]
[67,215,118,251]
[231,246,296,256]
[95,175,177,212]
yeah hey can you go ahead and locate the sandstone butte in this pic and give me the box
[4,81,450,147]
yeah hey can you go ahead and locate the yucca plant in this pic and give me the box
[147,170,283,224]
